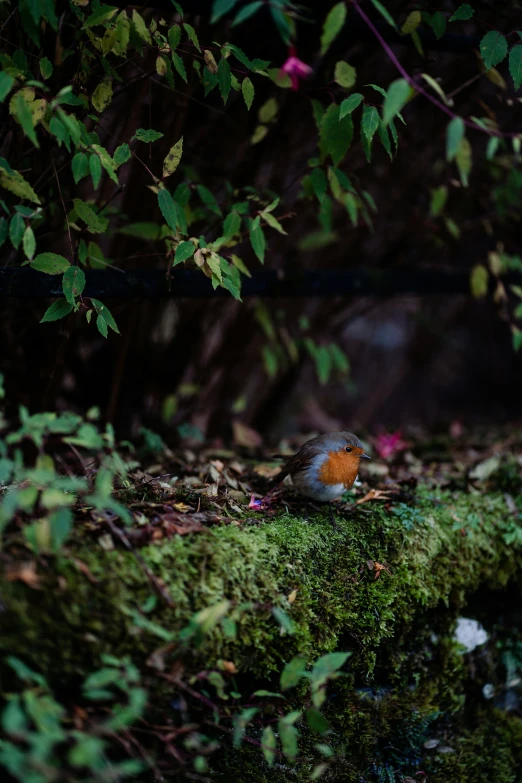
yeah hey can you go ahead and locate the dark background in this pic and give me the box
[2,0,522,441]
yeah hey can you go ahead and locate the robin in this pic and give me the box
[263,431,371,525]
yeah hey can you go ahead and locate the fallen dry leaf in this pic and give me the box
[367,560,392,579]
[5,560,41,589]
[356,489,393,505]
[232,420,263,448]
[219,660,238,674]
[172,502,194,513]
[206,483,219,497]
[254,463,282,479]
[161,513,204,536]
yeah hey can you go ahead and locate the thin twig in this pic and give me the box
[52,153,75,262]
[105,516,175,606]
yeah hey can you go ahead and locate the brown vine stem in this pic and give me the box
[351,0,519,140]
[51,153,75,262]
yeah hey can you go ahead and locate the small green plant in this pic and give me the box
[391,502,424,531]
[0,656,147,782]
[0,407,136,546]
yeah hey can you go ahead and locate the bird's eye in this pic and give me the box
[345,446,352,453]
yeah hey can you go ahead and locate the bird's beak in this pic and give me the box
[361,453,371,460]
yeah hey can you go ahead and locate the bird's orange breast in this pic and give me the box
[318,451,359,488]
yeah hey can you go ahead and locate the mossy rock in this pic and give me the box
[2,485,521,686]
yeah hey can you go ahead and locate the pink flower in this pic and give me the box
[450,420,463,439]
[280,47,312,90]
[374,431,410,460]
[248,495,264,510]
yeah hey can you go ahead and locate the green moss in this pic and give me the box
[2,483,522,780]
[2,485,521,686]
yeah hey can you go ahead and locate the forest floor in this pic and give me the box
[1,411,522,782]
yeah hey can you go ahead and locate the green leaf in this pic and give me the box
[231,1,262,27]
[280,656,307,690]
[169,52,186,83]
[132,9,152,43]
[446,116,465,161]
[334,60,356,88]
[168,25,181,51]
[196,184,221,215]
[50,116,70,150]
[369,0,397,29]
[90,144,118,184]
[480,31,508,71]
[261,725,276,767]
[40,57,53,79]
[84,4,118,27]
[91,298,120,334]
[174,240,195,264]
[401,10,421,35]
[158,188,178,232]
[449,4,474,22]
[0,156,14,175]
[9,213,25,249]
[271,606,294,633]
[455,137,472,186]
[486,135,499,160]
[69,735,106,768]
[470,264,488,298]
[0,167,41,203]
[7,657,47,686]
[223,210,241,238]
[23,225,36,260]
[242,76,254,110]
[339,93,363,119]
[63,266,86,304]
[509,45,522,90]
[306,707,331,735]
[382,79,410,125]
[32,253,70,275]
[91,80,113,113]
[163,136,183,178]
[211,0,240,24]
[278,714,299,761]
[361,104,379,144]
[72,152,89,184]
[183,22,201,51]
[344,192,358,226]
[0,71,14,102]
[320,2,347,56]
[217,56,232,103]
[262,211,287,235]
[132,128,164,143]
[311,652,350,687]
[430,185,448,217]
[320,103,354,165]
[113,143,131,166]
[249,216,265,263]
[90,153,102,189]
[49,507,73,551]
[15,92,39,148]
[40,299,74,322]
[430,11,447,39]
[73,199,108,233]
[228,44,270,71]
[310,167,328,202]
